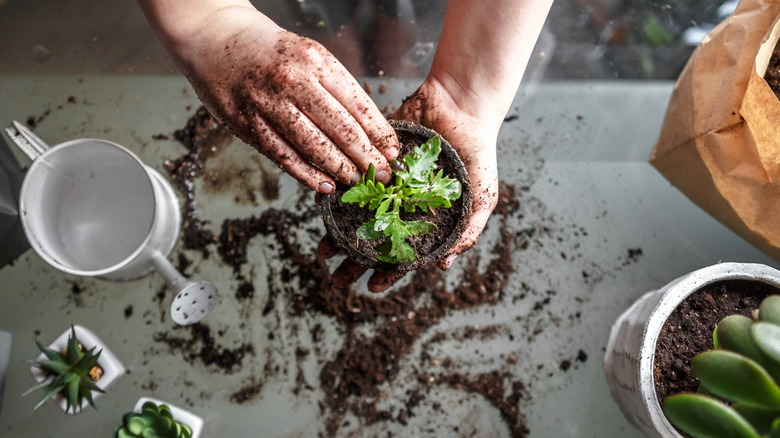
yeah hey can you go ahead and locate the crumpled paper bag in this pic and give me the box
[651,0,780,260]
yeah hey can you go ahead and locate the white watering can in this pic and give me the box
[4,121,217,325]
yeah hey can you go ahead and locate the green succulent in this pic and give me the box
[664,295,780,437]
[23,325,104,414]
[115,401,193,438]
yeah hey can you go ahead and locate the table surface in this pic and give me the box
[0,75,775,438]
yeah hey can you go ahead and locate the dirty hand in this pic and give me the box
[317,77,500,293]
[139,1,398,192]
[391,78,499,270]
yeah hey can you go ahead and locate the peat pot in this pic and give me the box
[320,120,472,272]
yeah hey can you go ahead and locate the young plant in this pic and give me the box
[24,325,104,413]
[115,401,193,438]
[663,295,780,437]
[341,136,461,264]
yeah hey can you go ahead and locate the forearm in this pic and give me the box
[137,0,279,73]
[429,0,553,128]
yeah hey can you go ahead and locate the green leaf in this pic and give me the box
[717,315,780,381]
[356,219,383,240]
[376,198,392,217]
[405,220,436,237]
[734,404,780,435]
[663,393,760,438]
[342,175,383,206]
[397,137,441,184]
[752,322,780,365]
[406,172,461,210]
[694,350,780,408]
[760,296,780,326]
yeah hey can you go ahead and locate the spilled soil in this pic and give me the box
[145,106,629,437]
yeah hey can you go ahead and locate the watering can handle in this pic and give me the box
[3,120,50,160]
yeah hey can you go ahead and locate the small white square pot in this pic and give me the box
[29,325,125,414]
[133,397,203,438]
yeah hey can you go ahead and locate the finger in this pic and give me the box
[367,271,406,293]
[260,98,362,186]
[437,208,492,269]
[331,259,367,287]
[317,235,339,259]
[293,82,393,184]
[439,174,499,269]
[318,62,399,161]
[245,113,337,194]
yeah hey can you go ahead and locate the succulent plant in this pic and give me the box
[23,325,104,413]
[115,401,193,438]
[663,295,780,437]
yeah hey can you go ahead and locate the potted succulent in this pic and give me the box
[115,398,203,438]
[24,325,124,414]
[663,294,780,437]
[604,263,780,437]
[320,120,472,272]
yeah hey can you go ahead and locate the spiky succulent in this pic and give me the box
[24,325,104,413]
[115,401,193,438]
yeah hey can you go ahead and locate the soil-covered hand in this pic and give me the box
[146,3,399,193]
[391,77,499,270]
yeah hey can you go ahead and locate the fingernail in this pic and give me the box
[375,169,390,183]
[319,182,334,194]
[385,147,398,159]
[443,253,457,268]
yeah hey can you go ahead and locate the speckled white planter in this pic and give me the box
[29,325,124,414]
[604,262,780,437]
[133,397,203,438]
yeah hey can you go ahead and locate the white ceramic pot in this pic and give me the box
[604,262,780,437]
[29,325,125,414]
[133,397,204,438]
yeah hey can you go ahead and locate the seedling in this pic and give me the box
[663,295,780,437]
[342,136,461,264]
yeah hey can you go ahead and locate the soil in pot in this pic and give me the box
[764,38,780,99]
[323,123,469,271]
[653,279,780,415]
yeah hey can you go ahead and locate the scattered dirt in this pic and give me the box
[143,105,634,437]
[654,279,780,405]
[153,324,254,374]
[163,107,232,257]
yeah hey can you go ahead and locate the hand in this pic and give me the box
[318,76,499,293]
[157,5,399,192]
[391,76,499,269]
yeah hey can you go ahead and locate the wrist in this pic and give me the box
[139,0,281,72]
[424,71,506,136]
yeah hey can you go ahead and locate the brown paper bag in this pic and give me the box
[650,0,780,261]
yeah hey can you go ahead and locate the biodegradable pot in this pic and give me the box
[320,120,472,272]
[132,397,204,438]
[603,262,780,437]
[30,325,125,414]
